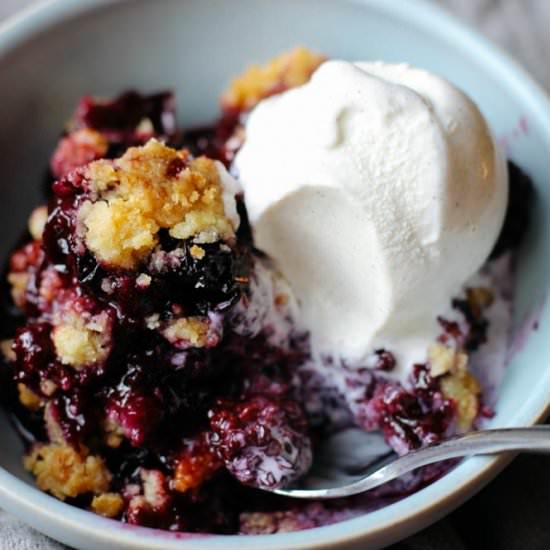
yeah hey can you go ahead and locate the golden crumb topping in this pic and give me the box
[221,46,325,112]
[91,493,124,518]
[173,449,220,493]
[7,272,29,309]
[103,416,125,449]
[240,512,275,534]
[240,511,302,534]
[135,273,152,288]
[161,316,210,348]
[466,287,494,318]
[79,140,236,269]
[428,344,468,378]
[428,343,480,431]
[52,311,111,369]
[441,369,481,432]
[190,244,206,260]
[25,444,112,500]
[1,339,15,362]
[28,206,48,241]
[17,383,42,411]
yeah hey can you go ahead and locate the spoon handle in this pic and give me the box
[345,426,550,497]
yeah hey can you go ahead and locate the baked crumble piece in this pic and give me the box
[91,492,125,518]
[24,444,112,500]
[125,469,172,527]
[78,140,237,269]
[428,344,469,378]
[428,343,481,431]
[17,383,42,411]
[440,370,481,432]
[52,311,111,369]
[221,47,326,113]
[211,47,325,167]
[240,510,306,535]
[0,339,15,362]
[160,316,216,349]
[172,434,222,493]
[27,206,48,241]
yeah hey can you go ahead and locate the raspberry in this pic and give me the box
[105,392,163,448]
[354,366,455,455]
[208,395,312,489]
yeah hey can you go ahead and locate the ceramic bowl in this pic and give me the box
[0,0,549,548]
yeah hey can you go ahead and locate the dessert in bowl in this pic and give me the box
[0,45,534,533]
[0,1,548,549]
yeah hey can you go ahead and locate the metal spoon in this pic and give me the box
[272,426,550,499]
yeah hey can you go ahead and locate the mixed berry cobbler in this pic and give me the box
[0,48,533,534]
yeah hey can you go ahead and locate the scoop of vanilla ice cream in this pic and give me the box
[234,60,508,379]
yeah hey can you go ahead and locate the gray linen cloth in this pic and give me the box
[0,1,548,548]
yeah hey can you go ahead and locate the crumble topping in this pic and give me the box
[159,313,224,350]
[103,417,125,449]
[135,273,152,288]
[172,437,221,493]
[441,370,481,431]
[140,469,168,506]
[28,206,48,241]
[161,317,211,349]
[190,244,206,259]
[79,140,237,269]
[172,454,216,492]
[428,344,468,378]
[52,311,111,369]
[7,273,29,309]
[17,383,42,411]
[145,313,161,330]
[221,47,325,112]
[24,444,112,500]
[466,286,495,318]
[126,469,171,523]
[240,511,304,534]
[429,344,481,431]
[91,493,125,518]
[1,339,15,362]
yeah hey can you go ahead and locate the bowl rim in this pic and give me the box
[0,0,549,548]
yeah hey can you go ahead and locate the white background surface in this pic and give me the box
[0,0,548,548]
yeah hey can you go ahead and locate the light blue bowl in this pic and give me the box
[0,0,549,548]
